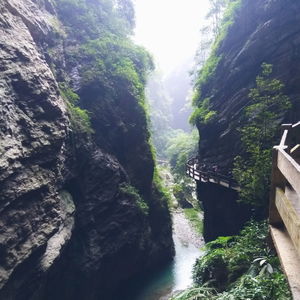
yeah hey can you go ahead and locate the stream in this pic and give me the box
[121,210,204,300]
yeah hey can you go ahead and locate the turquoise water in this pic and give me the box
[120,212,203,300]
[134,236,201,300]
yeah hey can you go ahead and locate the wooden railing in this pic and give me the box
[269,122,300,299]
[186,157,239,191]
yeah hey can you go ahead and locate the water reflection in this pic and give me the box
[120,211,203,300]
[125,233,201,299]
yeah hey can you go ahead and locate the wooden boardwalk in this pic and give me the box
[187,122,300,298]
[186,157,240,191]
[269,122,300,300]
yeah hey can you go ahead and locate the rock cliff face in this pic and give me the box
[196,0,300,238]
[199,0,300,168]
[0,0,174,299]
[197,183,251,242]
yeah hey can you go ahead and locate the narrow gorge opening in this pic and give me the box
[112,1,211,299]
[0,0,298,299]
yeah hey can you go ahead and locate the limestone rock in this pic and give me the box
[0,0,174,299]
[196,0,300,240]
[0,0,69,293]
[198,0,300,169]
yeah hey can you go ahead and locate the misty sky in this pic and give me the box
[133,0,210,75]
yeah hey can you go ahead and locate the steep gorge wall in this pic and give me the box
[0,1,173,299]
[196,0,300,239]
[197,183,251,242]
[199,0,300,168]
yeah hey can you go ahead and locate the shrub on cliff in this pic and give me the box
[233,63,291,209]
[189,97,217,126]
[54,0,154,94]
[191,0,242,126]
[52,0,155,156]
[55,0,135,39]
[172,221,291,300]
[59,83,93,134]
[120,183,149,215]
[193,221,269,290]
[165,129,198,206]
[78,37,153,99]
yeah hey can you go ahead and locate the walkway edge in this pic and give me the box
[270,225,300,300]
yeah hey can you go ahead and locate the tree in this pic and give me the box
[192,0,235,83]
[116,0,135,34]
[233,63,291,209]
[166,129,199,206]
[206,0,228,38]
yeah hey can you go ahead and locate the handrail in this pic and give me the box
[186,157,239,191]
[279,128,289,148]
[269,122,300,299]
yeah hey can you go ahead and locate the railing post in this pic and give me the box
[269,146,285,226]
[281,124,292,153]
[186,156,238,189]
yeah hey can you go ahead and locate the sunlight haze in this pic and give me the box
[133,0,210,75]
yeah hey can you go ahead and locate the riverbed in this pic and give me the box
[121,210,204,300]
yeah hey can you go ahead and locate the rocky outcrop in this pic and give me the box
[197,183,251,242]
[0,0,174,299]
[198,0,300,169]
[194,0,300,239]
[0,0,69,292]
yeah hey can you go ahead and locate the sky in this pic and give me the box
[133,0,210,75]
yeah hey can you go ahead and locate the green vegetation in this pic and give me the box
[180,63,292,300]
[54,0,135,40]
[54,0,153,99]
[52,0,168,222]
[183,1,294,299]
[165,129,198,206]
[183,208,203,235]
[171,221,291,300]
[172,285,216,300]
[190,97,217,126]
[52,0,154,141]
[193,0,236,75]
[193,0,242,93]
[193,221,269,289]
[119,183,149,215]
[146,72,173,159]
[166,130,198,180]
[193,55,221,101]
[191,0,242,126]
[59,84,93,134]
[78,37,153,99]
[153,168,172,207]
[233,63,291,208]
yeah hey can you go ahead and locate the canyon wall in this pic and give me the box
[0,0,174,299]
[196,0,300,239]
[199,0,300,168]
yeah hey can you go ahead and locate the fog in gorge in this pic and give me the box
[117,2,210,299]
[133,0,211,158]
